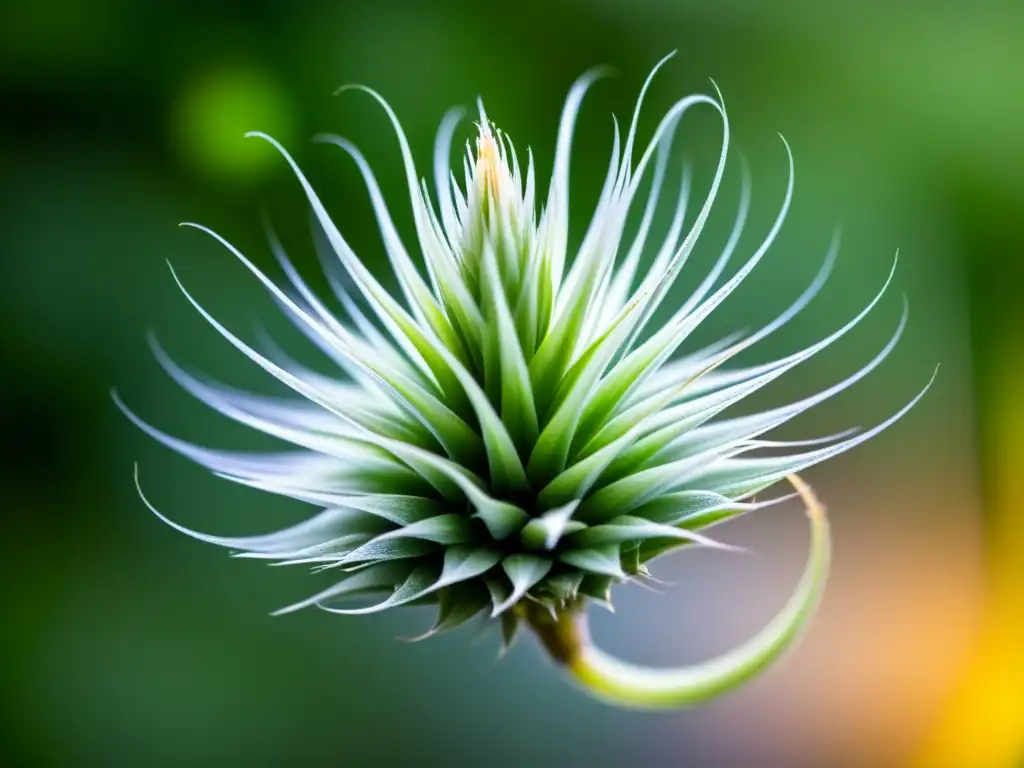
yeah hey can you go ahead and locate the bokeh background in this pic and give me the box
[2,0,1021,766]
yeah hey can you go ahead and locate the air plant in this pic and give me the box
[117,53,933,709]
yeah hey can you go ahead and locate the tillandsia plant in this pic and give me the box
[117,53,933,710]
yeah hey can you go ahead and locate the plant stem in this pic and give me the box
[525,474,831,710]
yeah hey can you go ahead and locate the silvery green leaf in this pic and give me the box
[684,371,935,499]
[539,572,584,604]
[273,561,413,616]
[519,501,583,550]
[559,545,626,579]
[329,537,437,568]
[567,515,742,553]
[319,563,440,615]
[336,515,473,567]
[498,611,520,656]
[491,555,552,616]
[403,583,492,642]
[578,575,615,608]
[435,546,502,589]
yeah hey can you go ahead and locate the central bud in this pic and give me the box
[455,110,534,322]
[475,126,503,205]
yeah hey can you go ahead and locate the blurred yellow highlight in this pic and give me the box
[915,339,1024,767]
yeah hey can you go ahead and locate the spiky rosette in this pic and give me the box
[118,53,933,709]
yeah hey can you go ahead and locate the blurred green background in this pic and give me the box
[2,0,1021,766]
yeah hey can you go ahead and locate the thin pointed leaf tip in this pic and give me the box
[120,55,933,709]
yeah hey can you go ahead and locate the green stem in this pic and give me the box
[527,474,831,710]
